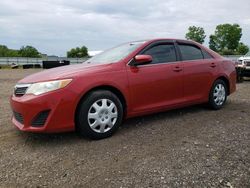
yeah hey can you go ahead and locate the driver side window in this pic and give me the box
[143,44,177,64]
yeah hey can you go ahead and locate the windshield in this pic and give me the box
[85,41,146,64]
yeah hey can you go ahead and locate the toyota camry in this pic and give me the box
[10,39,236,139]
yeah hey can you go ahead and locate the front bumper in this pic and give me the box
[10,88,78,133]
[242,68,250,77]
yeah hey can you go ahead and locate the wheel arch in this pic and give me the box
[215,76,230,95]
[74,85,127,126]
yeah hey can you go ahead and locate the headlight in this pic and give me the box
[26,79,72,95]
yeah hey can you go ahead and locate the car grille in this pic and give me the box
[13,111,24,124]
[31,110,50,127]
[246,61,250,66]
[14,84,31,97]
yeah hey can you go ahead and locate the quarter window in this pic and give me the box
[143,44,177,64]
[178,44,203,61]
[202,49,213,59]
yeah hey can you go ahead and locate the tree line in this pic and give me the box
[185,24,249,55]
[0,23,248,58]
[0,44,89,58]
[0,45,41,58]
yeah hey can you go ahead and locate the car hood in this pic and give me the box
[19,63,112,83]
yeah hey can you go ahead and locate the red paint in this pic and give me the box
[10,39,236,133]
[134,54,153,64]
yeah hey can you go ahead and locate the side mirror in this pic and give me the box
[132,55,152,66]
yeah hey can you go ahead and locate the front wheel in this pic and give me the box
[208,79,227,110]
[76,90,123,139]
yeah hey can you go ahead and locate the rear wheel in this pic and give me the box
[76,90,123,139]
[208,79,227,110]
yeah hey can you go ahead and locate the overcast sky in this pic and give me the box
[0,0,249,56]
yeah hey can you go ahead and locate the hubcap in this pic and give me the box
[213,83,226,106]
[87,99,118,133]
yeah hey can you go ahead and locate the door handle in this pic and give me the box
[210,62,216,68]
[173,66,182,72]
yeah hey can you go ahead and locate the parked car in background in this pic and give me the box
[238,52,250,77]
[10,39,236,139]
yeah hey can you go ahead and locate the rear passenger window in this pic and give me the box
[178,44,203,61]
[143,44,177,64]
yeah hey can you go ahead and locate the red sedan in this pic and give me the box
[10,39,236,139]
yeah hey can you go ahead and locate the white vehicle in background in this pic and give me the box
[238,52,250,77]
[88,50,103,57]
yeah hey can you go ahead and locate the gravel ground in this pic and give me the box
[0,69,249,187]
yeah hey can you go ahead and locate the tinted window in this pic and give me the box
[202,49,213,59]
[143,44,177,64]
[179,44,203,61]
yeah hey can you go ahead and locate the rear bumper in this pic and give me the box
[10,89,77,133]
[229,70,237,94]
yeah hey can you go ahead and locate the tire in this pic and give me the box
[76,90,123,139]
[208,79,228,110]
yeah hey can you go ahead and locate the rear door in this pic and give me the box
[177,41,218,102]
[127,41,184,112]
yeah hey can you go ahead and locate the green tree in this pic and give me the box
[209,24,243,54]
[0,45,41,57]
[0,45,9,57]
[185,26,206,44]
[19,46,41,58]
[8,49,20,57]
[237,42,249,55]
[67,46,88,58]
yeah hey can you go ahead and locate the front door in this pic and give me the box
[127,42,184,113]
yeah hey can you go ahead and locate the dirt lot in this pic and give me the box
[0,69,249,187]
